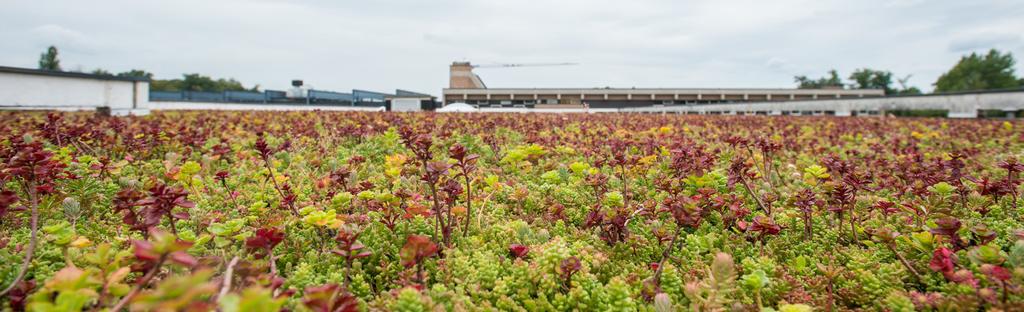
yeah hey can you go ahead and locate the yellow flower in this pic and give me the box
[638,155,658,166]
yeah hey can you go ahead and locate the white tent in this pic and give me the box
[435,103,478,113]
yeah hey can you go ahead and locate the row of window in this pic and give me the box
[675,110,884,116]
[447,100,742,105]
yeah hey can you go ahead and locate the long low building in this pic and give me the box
[620,88,1024,118]
[0,64,436,114]
[443,87,885,108]
[442,62,884,108]
[0,65,150,115]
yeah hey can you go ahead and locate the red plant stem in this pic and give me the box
[1001,280,1008,305]
[343,256,354,289]
[262,157,298,217]
[445,187,456,245]
[416,262,426,286]
[825,279,834,312]
[111,255,166,312]
[652,226,684,284]
[167,215,178,235]
[221,180,241,213]
[619,164,630,210]
[1009,170,1020,213]
[428,181,446,245]
[0,180,39,297]
[462,173,472,237]
[803,207,813,240]
[1010,190,1019,214]
[747,148,779,196]
[848,209,856,243]
[834,210,843,238]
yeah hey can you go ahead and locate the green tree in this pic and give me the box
[149,73,251,92]
[934,49,1020,92]
[794,69,843,89]
[213,78,246,92]
[848,68,894,95]
[117,69,154,79]
[38,45,61,71]
[181,73,219,92]
[91,69,113,76]
[150,79,183,92]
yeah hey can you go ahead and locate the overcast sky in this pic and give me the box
[2,0,1022,94]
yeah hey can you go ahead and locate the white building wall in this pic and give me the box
[390,98,422,112]
[0,70,148,112]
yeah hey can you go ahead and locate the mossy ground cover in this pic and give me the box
[1,111,1023,311]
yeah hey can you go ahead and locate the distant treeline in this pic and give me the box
[796,49,1023,95]
[94,69,258,93]
[37,45,257,92]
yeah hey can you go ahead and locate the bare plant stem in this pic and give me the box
[848,190,859,243]
[269,250,278,276]
[652,226,684,284]
[619,164,630,209]
[825,279,834,312]
[739,178,770,215]
[416,262,426,286]
[344,256,354,289]
[0,181,39,297]
[428,182,447,246]
[888,245,922,282]
[221,180,242,213]
[848,209,857,243]
[803,208,813,240]
[217,256,240,300]
[462,174,472,237]
[262,158,298,217]
[111,255,166,312]
[754,289,763,311]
